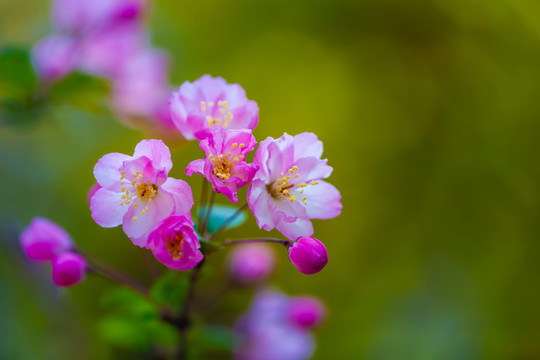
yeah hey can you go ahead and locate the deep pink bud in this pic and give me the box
[287,296,327,329]
[227,243,276,284]
[288,237,328,275]
[20,217,73,262]
[51,252,87,287]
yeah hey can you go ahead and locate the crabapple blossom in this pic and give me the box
[227,243,276,284]
[31,35,77,81]
[186,127,258,203]
[51,252,87,287]
[287,296,327,329]
[146,215,203,270]
[169,75,259,140]
[248,132,342,240]
[20,217,73,262]
[90,139,194,247]
[288,237,328,275]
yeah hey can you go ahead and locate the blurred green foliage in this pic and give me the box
[2,0,540,359]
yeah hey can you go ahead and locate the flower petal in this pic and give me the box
[133,139,172,173]
[302,180,342,219]
[185,159,206,177]
[276,217,314,240]
[293,132,323,161]
[94,152,131,187]
[161,178,194,216]
[90,188,129,227]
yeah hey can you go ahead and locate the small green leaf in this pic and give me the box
[197,204,247,234]
[48,72,110,112]
[101,287,156,318]
[150,271,189,308]
[99,315,151,349]
[0,47,38,103]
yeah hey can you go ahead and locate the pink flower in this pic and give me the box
[51,252,87,287]
[169,75,259,140]
[288,237,328,275]
[77,23,145,78]
[52,0,145,34]
[186,127,258,203]
[31,35,77,81]
[247,133,342,240]
[227,243,276,284]
[87,183,101,206]
[90,139,194,247]
[287,296,327,329]
[146,215,203,270]
[20,217,73,262]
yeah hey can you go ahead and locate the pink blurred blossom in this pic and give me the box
[51,252,87,287]
[287,296,327,329]
[90,139,194,247]
[227,243,276,283]
[169,75,259,140]
[20,217,73,262]
[31,35,77,81]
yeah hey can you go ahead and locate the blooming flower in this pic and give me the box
[287,296,327,329]
[20,217,73,262]
[248,132,342,240]
[227,243,276,284]
[235,289,315,360]
[146,215,203,270]
[90,139,194,247]
[288,237,328,275]
[51,252,87,287]
[169,75,259,140]
[186,127,258,203]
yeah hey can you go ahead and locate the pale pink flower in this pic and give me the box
[186,127,258,203]
[146,215,203,270]
[169,75,259,140]
[247,133,342,240]
[90,139,194,247]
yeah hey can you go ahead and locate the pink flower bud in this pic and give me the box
[287,296,327,329]
[51,252,87,287]
[20,217,73,262]
[288,237,328,275]
[227,243,276,284]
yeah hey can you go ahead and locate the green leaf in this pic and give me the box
[101,287,156,319]
[197,204,247,234]
[0,47,38,103]
[150,271,189,308]
[48,72,110,112]
[98,315,151,350]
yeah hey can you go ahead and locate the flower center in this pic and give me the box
[119,171,158,221]
[268,166,317,205]
[208,144,245,181]
[166,233,184,260]
[200,100,234,128]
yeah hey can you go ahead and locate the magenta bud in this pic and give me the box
[288,237,328,275]
[52,252,87,287]
[20,217,73,262]
[287,296,327,329]
[87,183,101,206]
[227,243,276,283]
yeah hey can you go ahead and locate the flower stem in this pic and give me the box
[80,250,149,298]
[197,179,209,231]
[200,191,216,236]
[175,259,205,360]
[221,238,292,248]
[210,203,248,240]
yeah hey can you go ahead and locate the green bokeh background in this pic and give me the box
[2,0,540,359]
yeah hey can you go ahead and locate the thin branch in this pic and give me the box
[197,178,209,231]
[221,238,292,248]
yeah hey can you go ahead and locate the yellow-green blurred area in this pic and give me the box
[2,0,540,359]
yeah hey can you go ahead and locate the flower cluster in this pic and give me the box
[20,218,87,287]
[32,0,175,134]
[235,289,326,360]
